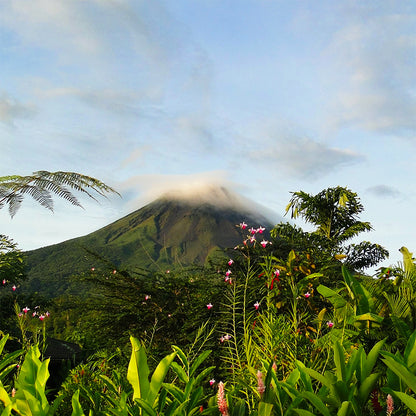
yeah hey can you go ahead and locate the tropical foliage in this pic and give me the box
[0,170,119,217]
[3,184,416,415]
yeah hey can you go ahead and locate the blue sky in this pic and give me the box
[1,0,415,270]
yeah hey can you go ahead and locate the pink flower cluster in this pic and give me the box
[220,334,231,343]
[2,279,17,291]
[217,382,229,416]
[18,306,50,321]
[239,222,270,247]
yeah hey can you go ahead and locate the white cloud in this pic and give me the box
[322,8,416,137]
[240,119,365,180]
[0,93,34,124]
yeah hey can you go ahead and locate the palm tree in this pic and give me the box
[286,187,372,242]
[0,171,119,218]
[285,187,388,270]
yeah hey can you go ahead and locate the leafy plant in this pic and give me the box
[0,342,83,416]
[297,338,386,415]
[0,170,119,218]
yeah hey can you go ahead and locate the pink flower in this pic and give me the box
[112,270,117,274]
[225,270,232,277]
[304,292,311,298]
[220,336,225,343]
[249,227,257,235]
[2,279,5,285]
[257,226,265,234]
[228,259,234,266]
[91,267,95,271]
[45,311,50,317]
[257,370,265,396]
[207,303,213,310]
[145,295,150,300]
[254,301,260,310]
[250,236,256,243]
[39,315,45,321]
[217,382,229,416]
[386,394,394,416]
[260,240,269,248]
[223,334,231,341]
[209,378,215,386]
[327,321,334,328]
[12,285,16,291]
[32,312,37,317]
[274,269,280,277]
[23,307,30,314]
[240,222,247,229]
[166,270,170,273]
[18,312,23,317]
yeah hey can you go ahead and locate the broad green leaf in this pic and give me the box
[404,330,416,368]
[189,350,211,377]
[127,337,150,401]
[162,383,184,403]
[364,339,385,379]
[231,398,248,416]
[300,391,331,416]
[0,405,12,416]
[135,398,158,416]
[258,402,274,416]
[334,342,346,382]
[336,401,351,416]
[147,351,177,406]
[317,285,347,308]
[381,355,416,392]
[71,390,85,416]
[0,336,8,357]
[22,388,46,415]
[170,362,189,384]
[286,368,301,386]
[358,373,380,405]
[345,348,361,383]
[169,400,191,416]
[187,386,203,412]
[300,367,333,390]
[0,385,11,407]
[292,409,316,416]
[354,313,383,324]
[393,391,416,412]
[296,362,313,392]
[171,346,189,374]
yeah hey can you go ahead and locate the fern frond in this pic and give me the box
[0,171,119,217]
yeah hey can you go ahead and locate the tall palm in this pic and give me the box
[286,187,372,242]
[0,171,119,218]
[285,187,388,270]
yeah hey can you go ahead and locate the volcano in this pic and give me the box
[24,186,277,296]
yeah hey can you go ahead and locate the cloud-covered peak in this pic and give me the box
[158,183,279,225]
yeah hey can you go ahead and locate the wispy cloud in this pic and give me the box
[0,93,34,124]
[367,185,402,198]
[241,119,365,180]
[323,6,416,137]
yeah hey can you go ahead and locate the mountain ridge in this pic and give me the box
[24,188,276,297]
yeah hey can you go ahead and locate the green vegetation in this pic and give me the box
[4,183,416,415]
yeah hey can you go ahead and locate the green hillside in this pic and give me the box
[24,195,273,297]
